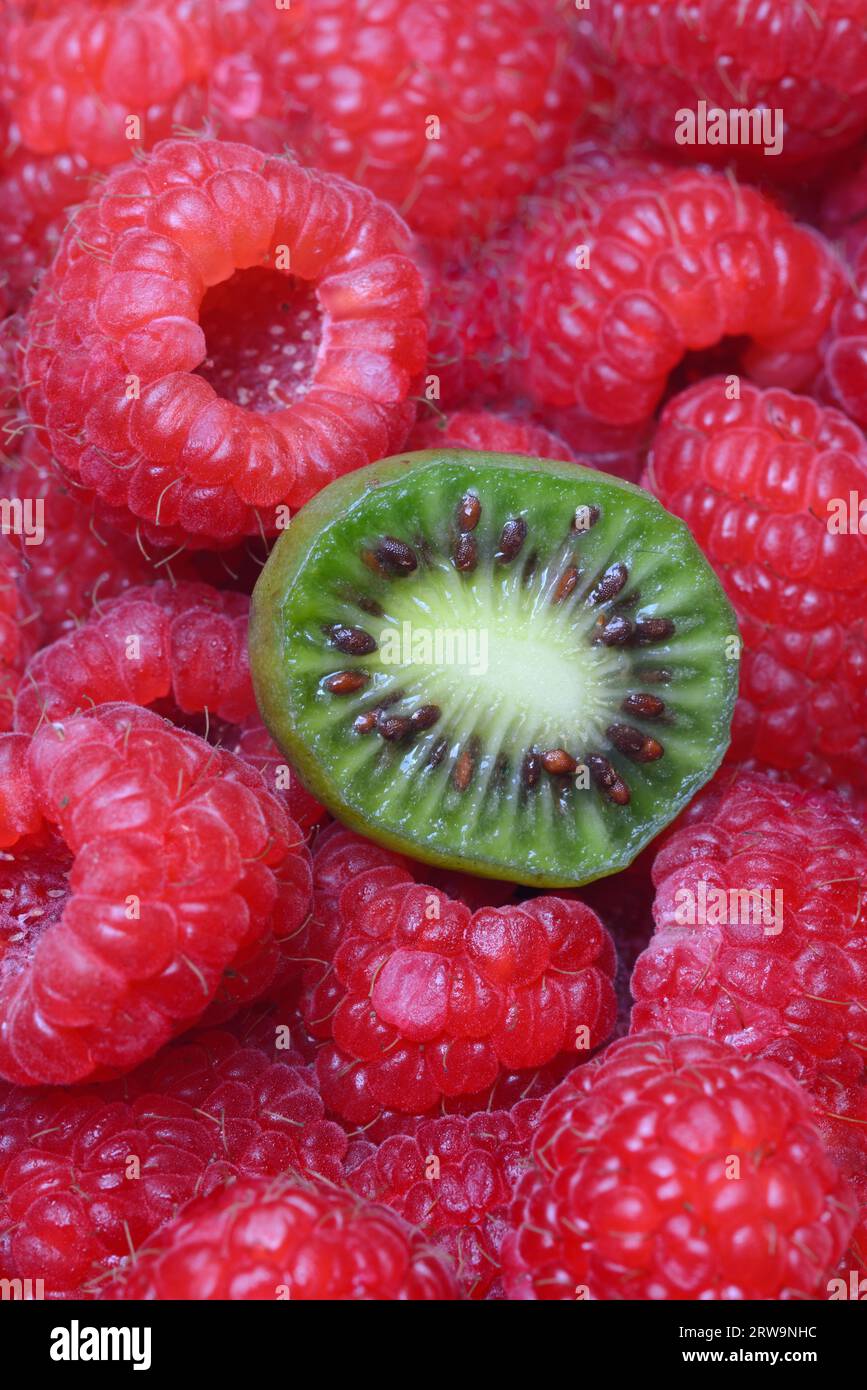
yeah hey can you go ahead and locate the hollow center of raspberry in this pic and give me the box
[195,267,324,412]
[0,833,72,978]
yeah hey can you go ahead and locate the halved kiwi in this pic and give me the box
[250,451,738,887]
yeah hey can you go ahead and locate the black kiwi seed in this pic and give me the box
[587,753,631,806]
[453,533,478,572]
[542,748,578,776]
[410,704,442,733]
[325,623,377,656]
[622,693,665,718]
[457,493,481,532]
[634,617,676,644]
[589,562,628,605]
[641,668,672,684]
[428,738,448,768]
[607,723,665,763]
[553,566,580,603]
[377,711,413,741]
[453,745,475,791]
[353,711,378,734]
[521,750,542,788]
[595,615,633,646]
[373,536,418,576]
[323,670,369,694]
[497,517,527,563]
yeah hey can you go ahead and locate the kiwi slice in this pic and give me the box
[250,451,738,888]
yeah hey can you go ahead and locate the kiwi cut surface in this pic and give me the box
[250,450,738,887]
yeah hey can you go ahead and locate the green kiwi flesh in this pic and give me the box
[250,450,738,887]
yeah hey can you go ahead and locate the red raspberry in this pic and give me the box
[296,831,616,1124]
[632,772,867,1149]
[408,409,573,460]
[10,574,324,832]
[0,1027,346,1294]
[509,148,842,425]
[589,1,867,174]
[348,1101,540,1298]
[502,1033,857,1300]
[645,377,867,789]
[95,1174,459,1299]
[4,0,291,169]
[278,0,590,241]
[0,148,90,313]
[21,137,427,548]
[13,579,254,733]
[227,717,326,836]
[0,703,312,1085]
[5,435,159,645]
[822,227,867,430]
[0,537,38,733]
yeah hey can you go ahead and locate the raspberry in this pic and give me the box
[0,1027,346,1294]
[5,435,157,645]
[645,377,867,789]
[0,536,37,733]
[631,772,867,1147]
[0,703,312,1085]
[94,1174,459,1299]
[348,1100,540,1298]
[227,717,327,836]
[408,409,573,461]
[5,1,240,168]
[822,227,867,430]
[278,0,589,240]
[509,148,842,425]
[13,579,255,733]
[502,1032,857,1300]
[21,136,427,548]
[589,1,867,174]
[296,830,616,1124]
[0,148,90,313]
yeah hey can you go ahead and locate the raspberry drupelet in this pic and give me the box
[21,137,428,549]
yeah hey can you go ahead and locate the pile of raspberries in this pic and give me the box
[2,0,867,1302]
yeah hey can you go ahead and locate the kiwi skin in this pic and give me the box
[250,449,739,888]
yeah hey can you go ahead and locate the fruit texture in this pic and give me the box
[96,1174,459,1299]
[0,1028,347,1295]
[0,704,312,1085]
[502,1032,856,1299]
[589,1,867,174]
[632,773,867,1171]
[646,378,867,791]
[509,149,842,425]
[277,0,589,240]
[292,828,617,1124]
